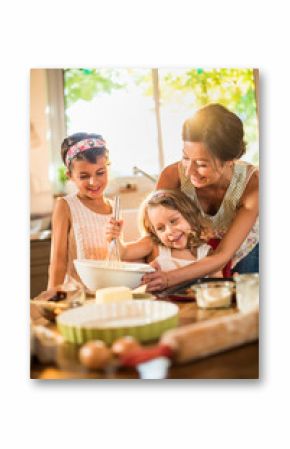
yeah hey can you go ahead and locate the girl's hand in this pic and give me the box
[142,261,169,292]
[105,218,123,243]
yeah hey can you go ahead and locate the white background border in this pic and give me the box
[1,1,289,447]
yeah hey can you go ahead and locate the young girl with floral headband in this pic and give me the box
[48,132,113,288]
[106,189,223,288]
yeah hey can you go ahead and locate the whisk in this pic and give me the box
[106,195,121,264]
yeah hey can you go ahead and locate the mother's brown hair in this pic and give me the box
[182,103,246,161]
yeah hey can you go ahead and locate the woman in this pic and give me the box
[142,103,259,291]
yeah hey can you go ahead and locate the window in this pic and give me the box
[64,68,159,177]
[63,68,259,178]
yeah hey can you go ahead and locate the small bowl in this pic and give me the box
[193,281,235,309]
[74,259,155,292]
[30,281,86,321]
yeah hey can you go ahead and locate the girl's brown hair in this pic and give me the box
[182,103,246,161]
[139,189,211,252]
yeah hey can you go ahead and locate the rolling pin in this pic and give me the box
[121,308,259,367]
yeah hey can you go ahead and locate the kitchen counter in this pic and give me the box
[30,300,259,380]
[31,342,258,380]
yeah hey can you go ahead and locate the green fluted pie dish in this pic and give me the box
[56,300,179,345]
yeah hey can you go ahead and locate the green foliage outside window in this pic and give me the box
[161,68,258,163]
[64,68,125,108]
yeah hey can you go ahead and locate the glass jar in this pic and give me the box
[233,273,259,313]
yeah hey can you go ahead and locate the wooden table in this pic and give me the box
[30,299,259,380]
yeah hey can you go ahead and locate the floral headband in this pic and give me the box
[65,138,106,167]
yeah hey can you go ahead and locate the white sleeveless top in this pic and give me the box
[179,160,259,267]
[154,244,211,272]
[63,193,112,282]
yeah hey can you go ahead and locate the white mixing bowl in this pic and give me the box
[74,259,155,291]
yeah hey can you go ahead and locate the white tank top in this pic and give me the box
[154,244,211,272]
[63,193,112,282]
[179,160,259,266]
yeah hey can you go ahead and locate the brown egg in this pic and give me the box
[111,336,141,357]
[79,340,112,370]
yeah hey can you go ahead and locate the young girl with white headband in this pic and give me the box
[48,132,113,288]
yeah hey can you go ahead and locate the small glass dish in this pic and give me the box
[192,281,235,309]
[30,278,86,321]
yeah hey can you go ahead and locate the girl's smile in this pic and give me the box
[167,232,186,248]
[87,185,102,195]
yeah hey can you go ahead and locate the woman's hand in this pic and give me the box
[105,218,123,243]
[142,261,169,292]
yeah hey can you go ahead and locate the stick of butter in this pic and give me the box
[95,286,133,304]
